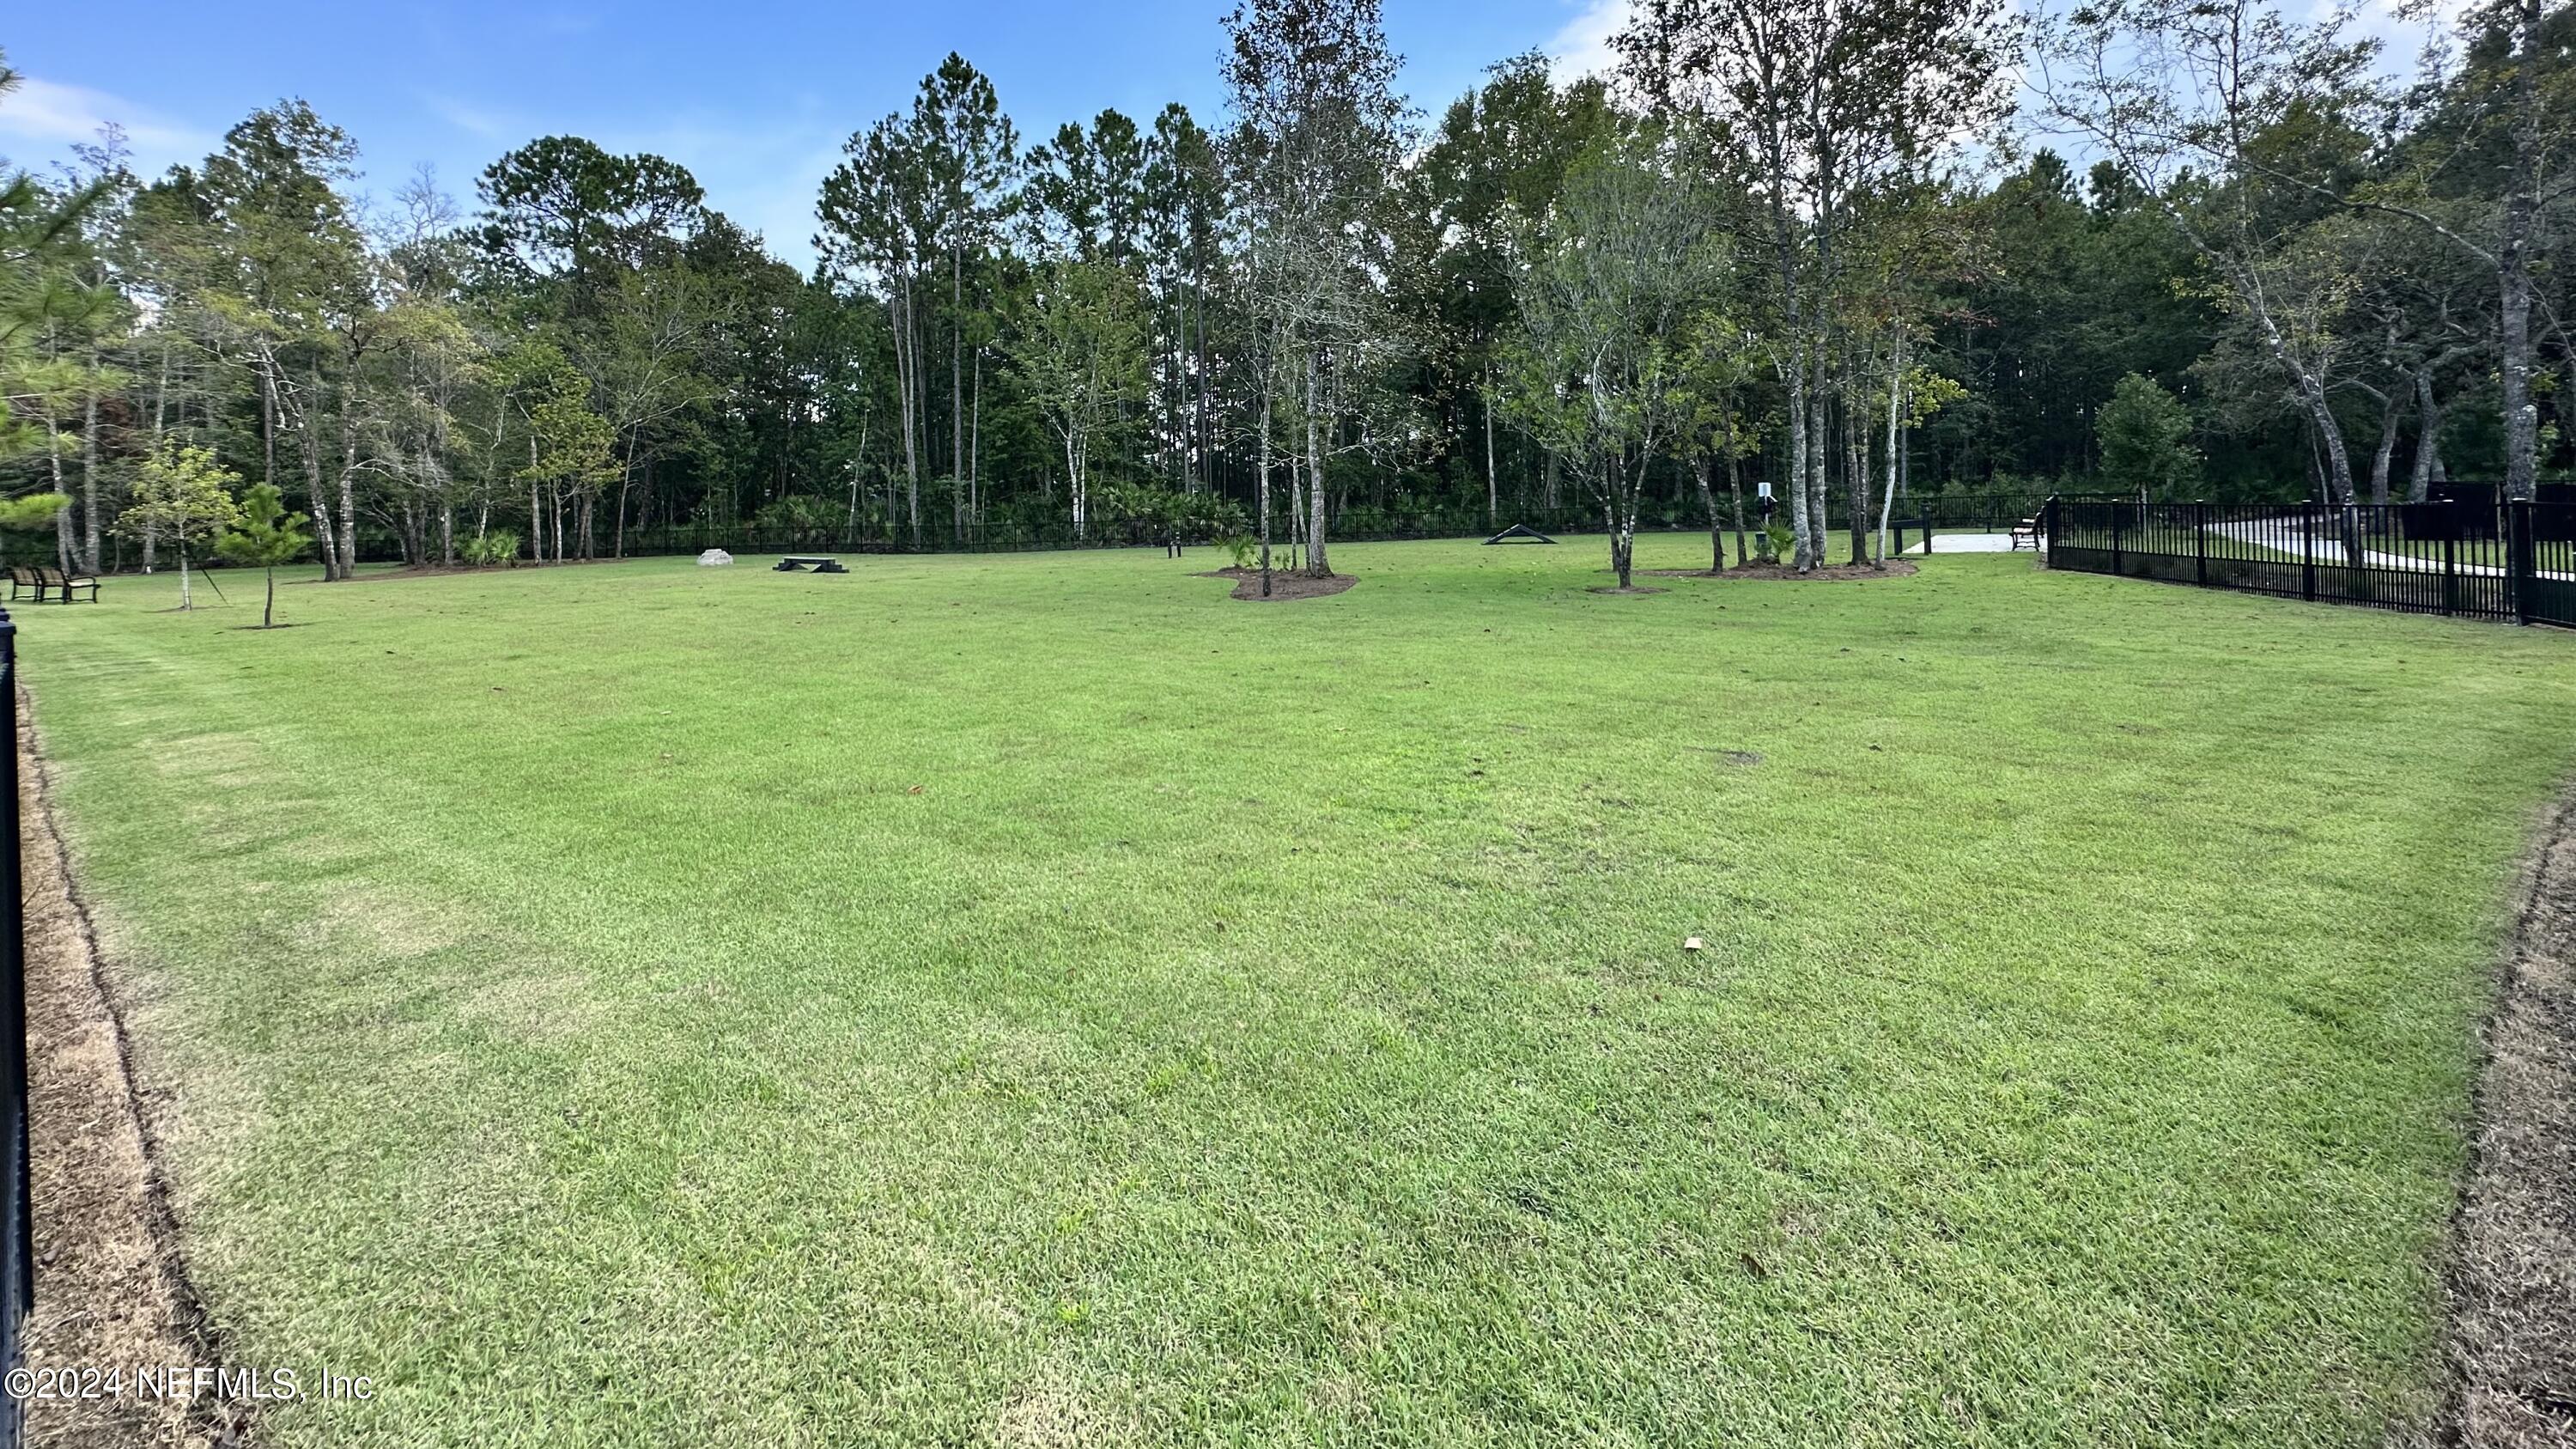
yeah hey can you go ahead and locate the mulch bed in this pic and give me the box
[1641,560,1918,581]
[2417,793,2576,1447]
[1193,567,1359,602]
[17,701,238,1448]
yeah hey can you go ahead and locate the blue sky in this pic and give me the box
[0,0,1625,269]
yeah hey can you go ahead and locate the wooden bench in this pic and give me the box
[8,566,46,602]
[37,566,99,602]
[2010,517,2043,551]
[774,555,848,574]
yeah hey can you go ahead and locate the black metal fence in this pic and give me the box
[1897,491,2051,533]
[0,607,27,1446]
[2045,496,2576,627]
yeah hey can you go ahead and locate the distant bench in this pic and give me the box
[774,556,849,574]
[9,564,99,603]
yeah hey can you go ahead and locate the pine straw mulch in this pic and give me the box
[1639,559,1918,582]
[17,700,240,1448]
[1192,567,1359,602]
[2409,792,2576,1447]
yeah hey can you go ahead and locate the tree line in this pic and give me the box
[1,0,2570,584]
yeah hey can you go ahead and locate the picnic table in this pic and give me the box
[774,555,849,574]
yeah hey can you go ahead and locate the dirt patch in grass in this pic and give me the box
[1642,560,1918,581]
[1586,586,1667,595]
[2415,793,2576,1448]
[16,703,236,1449]
[1194,567,1359,602]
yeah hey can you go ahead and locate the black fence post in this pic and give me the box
[2194,502,2208,586]
[2301,502,2319,601]
[0,605,27,1449]
[2443,527,2458,618]
[2109,505,2123,575]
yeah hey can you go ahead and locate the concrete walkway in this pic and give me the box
[2202,519,2576,582]
[1899,531,2041,556]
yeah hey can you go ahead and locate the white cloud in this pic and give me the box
[1547,0,1632,82]
[423,92,511,142]
[0,75,210,161]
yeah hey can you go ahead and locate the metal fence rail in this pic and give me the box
[1898,492,2050,533]
[2045,496,2576,627]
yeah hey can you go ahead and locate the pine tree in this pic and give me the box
[215,482,314,627]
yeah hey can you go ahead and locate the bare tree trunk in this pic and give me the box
[1807,379,1832,563]
[46,417,72,574]
[1257,393,1273,598]
[2368,392,2402,506]
[2290,374,2366,564]
[1484,372,1498,528]
[1724,436,1749,568]
[80,380,100,574]
[1606,469,1636,589]
[844,413,870,545]
[951,245,965,541]
[1875,341,1902,568]
[1195,270,1212,490]
[259,362,279,489]
[2500,0,2541,502]
[2409,368,2444,502]
[893,283,921,545]
[1068,432,1085,541]
[299,388,339,581]
[337,425,360,580]
[1694,456,1722,572]
[1304,355,1330,578]
[1785,363,1814,570]
[1846,389,1869,567]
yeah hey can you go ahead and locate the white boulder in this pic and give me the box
[696,549,734,567]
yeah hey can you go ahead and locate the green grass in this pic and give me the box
[20,536,2576,1446]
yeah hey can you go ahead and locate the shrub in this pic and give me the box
[461,530,521,567]
[753,494,843,550]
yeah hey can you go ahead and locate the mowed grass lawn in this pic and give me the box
[21,535,2576,1447]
